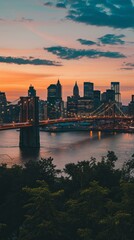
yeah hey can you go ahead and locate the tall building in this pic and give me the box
[28,85,36,97]
[67,96,78,117]
[47,81,63,119]
[56,79,62,100]
[47,84,57,101]
[0,91,7,123]
[73,81,80,98]
[93,90,101,109]
[111,82,121,103]
[101,92,107,103]
[77,97,94,116]
[106,89,115,102]
[128,95,134,116]
[84,82,94,99]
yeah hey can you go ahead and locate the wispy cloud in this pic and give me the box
[0,56,62,66]
[44,46,126,60]
[77,38,97,46]
[77,34,126,47]
[0,17,34,24]
[44,0,134,29]
[15,17,34,23]
[98,34,126,45]
[56,2,66,8]
[120,62,134,70]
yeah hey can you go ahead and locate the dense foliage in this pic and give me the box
[0,152,134,240]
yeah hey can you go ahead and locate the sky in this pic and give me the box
[0,0,134,104]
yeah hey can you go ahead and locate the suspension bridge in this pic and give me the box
[0,97,133,148]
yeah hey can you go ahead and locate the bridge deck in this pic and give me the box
[0,116,133,131]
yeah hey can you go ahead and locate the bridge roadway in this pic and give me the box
[0,115,133,131]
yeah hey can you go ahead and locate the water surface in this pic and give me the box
[0,130,133,169]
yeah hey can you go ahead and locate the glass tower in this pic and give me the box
[111,82,121,103]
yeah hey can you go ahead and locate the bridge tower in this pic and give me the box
[19,96,40,148]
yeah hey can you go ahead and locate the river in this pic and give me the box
[0,130,134,169]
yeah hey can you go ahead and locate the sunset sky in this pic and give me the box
[0,0,134,104]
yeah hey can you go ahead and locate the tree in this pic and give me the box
[19,181,67,240]
[122,154,134,181]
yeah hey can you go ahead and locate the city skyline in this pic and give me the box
[0,0,134,104]
[0,79,134,104]
[1,80,133,104]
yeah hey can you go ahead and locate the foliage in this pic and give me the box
[0,152,133,240]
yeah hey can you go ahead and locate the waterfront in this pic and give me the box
[0,130,133,169]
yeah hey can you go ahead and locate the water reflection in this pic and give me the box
[0,130,134,169]
[19,148,40,164]
[98,131,101,140]
[89,130,93,138]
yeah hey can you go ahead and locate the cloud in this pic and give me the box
[16,17,34,23]
[44,0,134,29]
[56,2,66,8]
[0,56,62,66]
[44,46,126,60]
[77,38,97,46]
[0,17,34,24]
[121,68,134,71]
[98,34,125,45]
[43,2,53,7]
[77,34,126,46]
[120,62,134,70]
[125,62,134,67]
[44,1,66,8]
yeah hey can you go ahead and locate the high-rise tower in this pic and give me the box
[84,82,94,99]
[56,79,62,100]
[111,82,121,104]
[47,84,57,101]
[73,81,80,98]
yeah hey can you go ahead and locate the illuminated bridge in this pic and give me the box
[0,97,133,148]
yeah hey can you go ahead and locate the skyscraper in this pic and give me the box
[73,81,80,98]
[128,95,134,116]
[111,82,121,103]
[28,85,36,97]
[47,81,63,119]
[84,82,94,99]
[0,91,7,123]
[93,90,101,109]
[106,89,115,102]
[56,79,62,100]
[47,84,57,101]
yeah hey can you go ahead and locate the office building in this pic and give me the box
[73,82,80,99]
[67,96,78,117]
[106,89,115,102]
[111,82,121,103]
[77,97,94,116]
[0,91,7,123]
[84,82,94,99]
[56,79,62,100]
[47,84,57,101]
[47,81,63,119]
[93,90,101,109]
[128,95,134,116]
